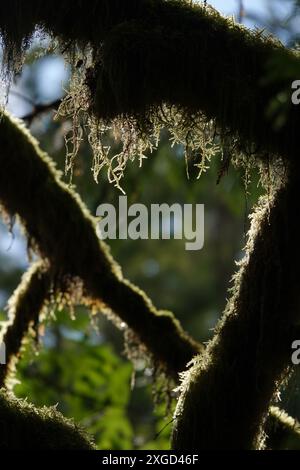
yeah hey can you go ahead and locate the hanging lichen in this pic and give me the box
[0,1,297,190]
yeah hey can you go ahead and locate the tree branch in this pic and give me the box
[172,167,300,449]
[21,98,62,125]
[0,111,201,381]
[1,1,299,450]
[0,261,51,387]
[0,111,299,449]
[0,1,299,163]
[0,389,95,449]
[265,406,300,450]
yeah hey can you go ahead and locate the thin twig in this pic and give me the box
[238,0,244,23]
[21,98,62,124]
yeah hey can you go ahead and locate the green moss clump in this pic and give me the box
[265,407,300,450]
[0,389,95,449]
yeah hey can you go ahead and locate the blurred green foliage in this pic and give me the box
[14,309,171,449]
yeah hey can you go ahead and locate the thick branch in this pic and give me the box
[0,112,201,380]
[1,112,300,450]
[94,17,300,163]
[0,113,299,449]
[265,406,300,450]
[172,169,300,449]
[0,261,51,386]
[1,1,299,450]
[0,389,94,449]
[1,1,299,162]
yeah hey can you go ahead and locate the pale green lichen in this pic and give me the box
[1,1,295,190]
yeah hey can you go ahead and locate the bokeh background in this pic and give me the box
[1,0,300,449]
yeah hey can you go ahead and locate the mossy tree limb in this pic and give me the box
[0,111,201,380]
[0,265,299,451]
[172,168,300,449]
[1,0,300,450]
[265,406,300,450]
[0,261,51,387]
[0,389,95,449]
[0,112,299,449]
[1,1,299,168]
[92,16,300,162]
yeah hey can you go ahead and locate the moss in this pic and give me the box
[265,407,300,450]
[0,112,298,448]
[0,389,95,449]
[0,111,201,381]
[0,261,51,387]
[85,4,300,164]
[172,164,300,449]
[1,1,298,187]
[1,2,300,449]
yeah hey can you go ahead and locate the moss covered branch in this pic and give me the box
[1,1,299,170]
[0,112,299,449]
[172,167,300,449]
[265,406,300,450]
[0,112,201,380]
[0,261,51,387]
[92,14,300,163]
[0,389,94,449]
[1,0,299,450]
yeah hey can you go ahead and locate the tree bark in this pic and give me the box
[172,167,300,449]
